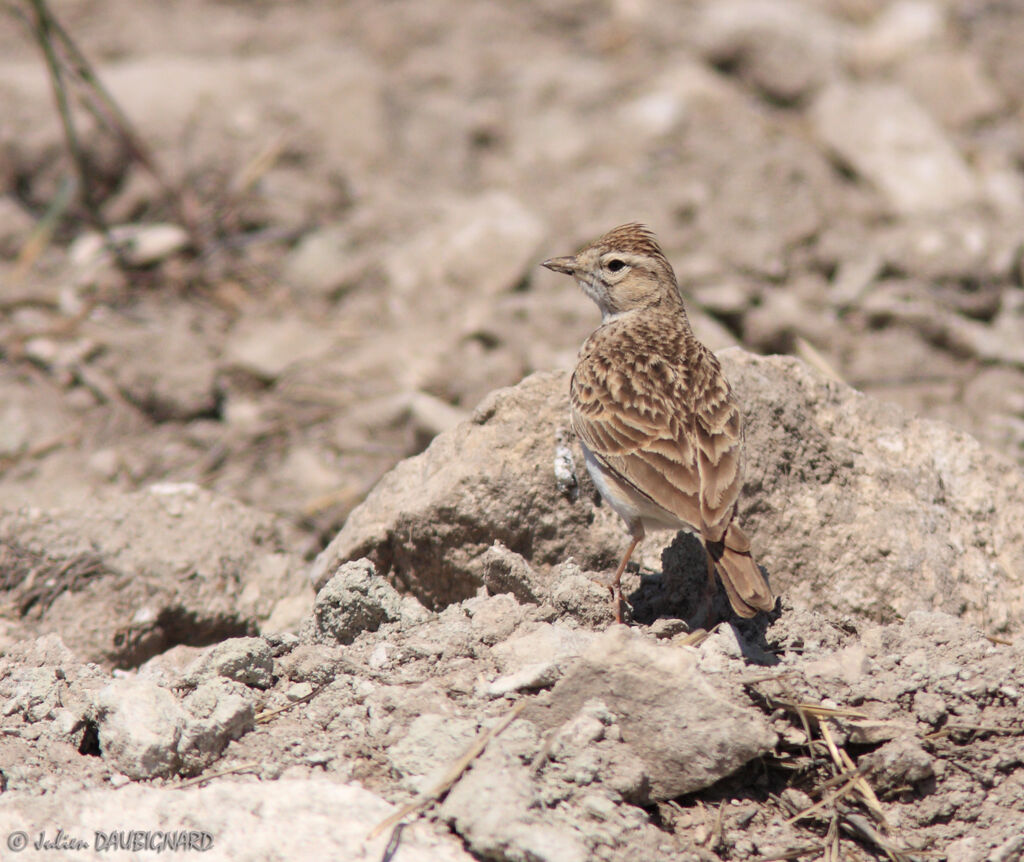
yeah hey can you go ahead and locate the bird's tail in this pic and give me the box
[707,523,775,618]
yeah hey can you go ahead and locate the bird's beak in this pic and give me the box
[542,256,577,276]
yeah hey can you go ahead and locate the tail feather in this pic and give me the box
[706,523,775,618]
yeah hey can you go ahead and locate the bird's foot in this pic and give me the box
[611,582,623,625]
[588,571,629,624]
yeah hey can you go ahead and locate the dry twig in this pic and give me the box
[367,701,527,841]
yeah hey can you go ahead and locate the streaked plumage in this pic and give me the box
[543,223,774,623]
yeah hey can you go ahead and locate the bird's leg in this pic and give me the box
[609,536,641,624]
[696,550,718,630]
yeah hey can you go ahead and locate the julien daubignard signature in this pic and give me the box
[7,829,214,853]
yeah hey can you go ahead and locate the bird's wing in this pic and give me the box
[571,336,703,529]
[688,343,744,542]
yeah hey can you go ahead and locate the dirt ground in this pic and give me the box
[1,0,1023,860]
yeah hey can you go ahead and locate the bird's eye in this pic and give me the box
[607,259,626,272]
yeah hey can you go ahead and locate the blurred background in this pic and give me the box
[2,0,1023,554]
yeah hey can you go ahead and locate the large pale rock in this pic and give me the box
[727,350,1024,631]
[811,82,977,214]
[387,713,480,793]
[315,351,1024,631]
[441,738,591,862]
[0,780,474,861]
[525,627,777,799]
[310,371,622,607]
[92,679,185,780]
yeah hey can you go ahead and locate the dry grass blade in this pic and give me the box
[174,761,262,790]
[677,628,709,647]
[366,701,527,841]
[818,720,844,771]
[782,772,864,826]
[785,701,870,720]
[759,844,827,861]
[929,722,1024,738]
[12,174,76,281]
[233,134,288,195]
[749,686,870,722]
[839,808,922,862]
[837,742,887,826]
[824,813,840,862]
[807,763,869,798]
[820,720,889,828]
[255,684,325,724]
[795,336,845,384]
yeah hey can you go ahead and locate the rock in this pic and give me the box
[309,371,624,607]
[406,391,471,444]
[87,299,221,421]
[312,558,404,644]
[811,82,977,214]
[726,351,1024,631]
[988,836,1024,862]
[900,51,1004,129]
[962,366,1024,456]
[491,623,598,675]
[913,690,948,727]
[222,314,338,381]
[803,644,872,685]
[485,662,562,698]
[861,735,935,790]
[182,637,275,689]
[385,192,545,301]
[0,636,106,754]
[848,0,946,71]
[0,780,474,861]
[842,720,913,745]
[68,223,189,269]
[178,679,256,775]
[313,351,1024,631]
[550,566,618,627]
[282,223,362,297]
[441,734,591,862]
[386,713,479,793]
[274,643,345,687]
[743,282,833,353]
[526,627,777,800]
[947,837,984,862]
[872,217,1017,283]
[477,542,547,604]
[0,484,305,666]
[464,593,524,645]
[92,678,185,780]
[695,0,842,102]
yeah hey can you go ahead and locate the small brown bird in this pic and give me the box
[543,223,774,624]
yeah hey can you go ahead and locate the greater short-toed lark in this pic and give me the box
[543,223,775,624]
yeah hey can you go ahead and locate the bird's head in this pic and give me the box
[542,223,682,321]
